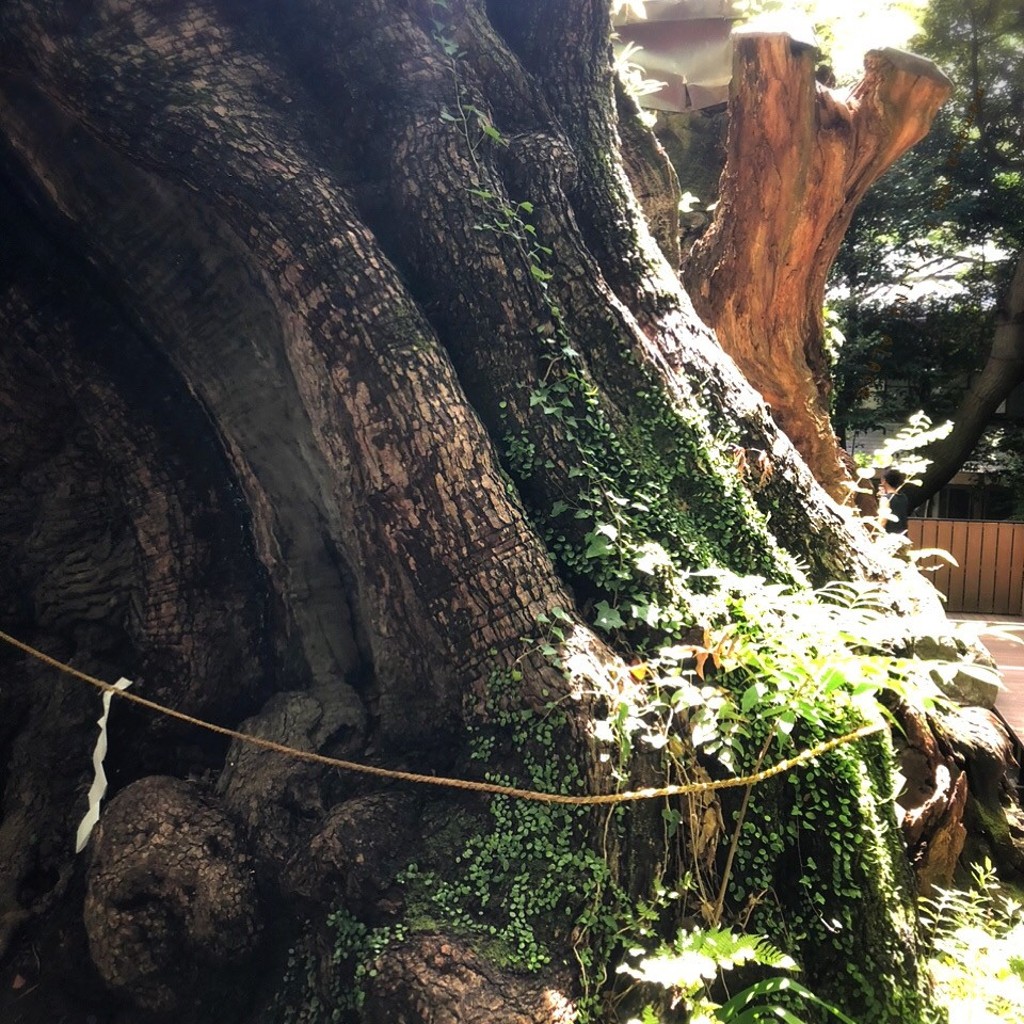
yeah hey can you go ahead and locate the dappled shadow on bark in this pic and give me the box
[364,934,575,1024]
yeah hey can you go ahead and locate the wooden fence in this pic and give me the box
[907,518,1024,616]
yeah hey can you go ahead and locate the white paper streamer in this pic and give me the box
[75,677,133,853]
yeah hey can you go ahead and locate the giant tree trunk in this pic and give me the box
[684,31,951,502]
[0,3,958,1023]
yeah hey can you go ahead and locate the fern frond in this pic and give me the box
[649,926,798,974]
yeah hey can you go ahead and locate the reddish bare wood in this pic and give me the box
[685,34,951,502]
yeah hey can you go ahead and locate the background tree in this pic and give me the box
[831,293,992,440]
[831,0,1024,509]
[0,2,1008,1023]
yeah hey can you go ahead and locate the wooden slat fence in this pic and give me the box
[908,518,1024,616]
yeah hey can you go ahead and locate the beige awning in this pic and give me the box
[614,1,739,111]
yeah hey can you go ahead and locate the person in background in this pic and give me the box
[879,468,909,534]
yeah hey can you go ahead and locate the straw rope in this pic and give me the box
[0,629,885,806]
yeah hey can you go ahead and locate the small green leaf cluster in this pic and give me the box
[580,575,950,1021]
[851,410,953,486]
[426,790,596,972]
[504,357,799,645]
[456,127,801,646]
[427,0,460,58]
[590,642,749,780]
[724,733,916,1020]
[402,673,626,1008]
[434,72,803,645]
[275,930,331,1024]
[326,908,405,1002]
[431,53,950,1016]
[274,910,406,1024]
[585,574,925,785]
[724,712,927,1022]
[466,189,552,262]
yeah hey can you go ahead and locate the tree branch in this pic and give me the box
[910,252,1024,507]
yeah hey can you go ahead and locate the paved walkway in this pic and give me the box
[950,616,1024,741]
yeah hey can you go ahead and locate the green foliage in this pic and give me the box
[851,411,953,485]
[914,0,1024,253]
[836,0,1024,277]
[620,924,797,991]
[311,582,964,1024]
[274,910,406,1023]
[590,573,947,782]
[724,735,922,1022]
[619,925,856,1024]
[831,299,988,441]
[435,28,800,639]
[404,787,600,974]
[399,671,629,1018]
[714,977,858,1024]
[559,568,983,1021]
[920,860,1024,1023]
[972,422,1024,519]
[424,23,952,1020]
[654,577,937,1020]
[503,328,801,643]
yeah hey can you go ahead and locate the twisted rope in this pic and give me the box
[0,629,884,805]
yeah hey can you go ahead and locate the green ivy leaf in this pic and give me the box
[480,121,504,143]
[594,601,625,631]
[740,681,766,713]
